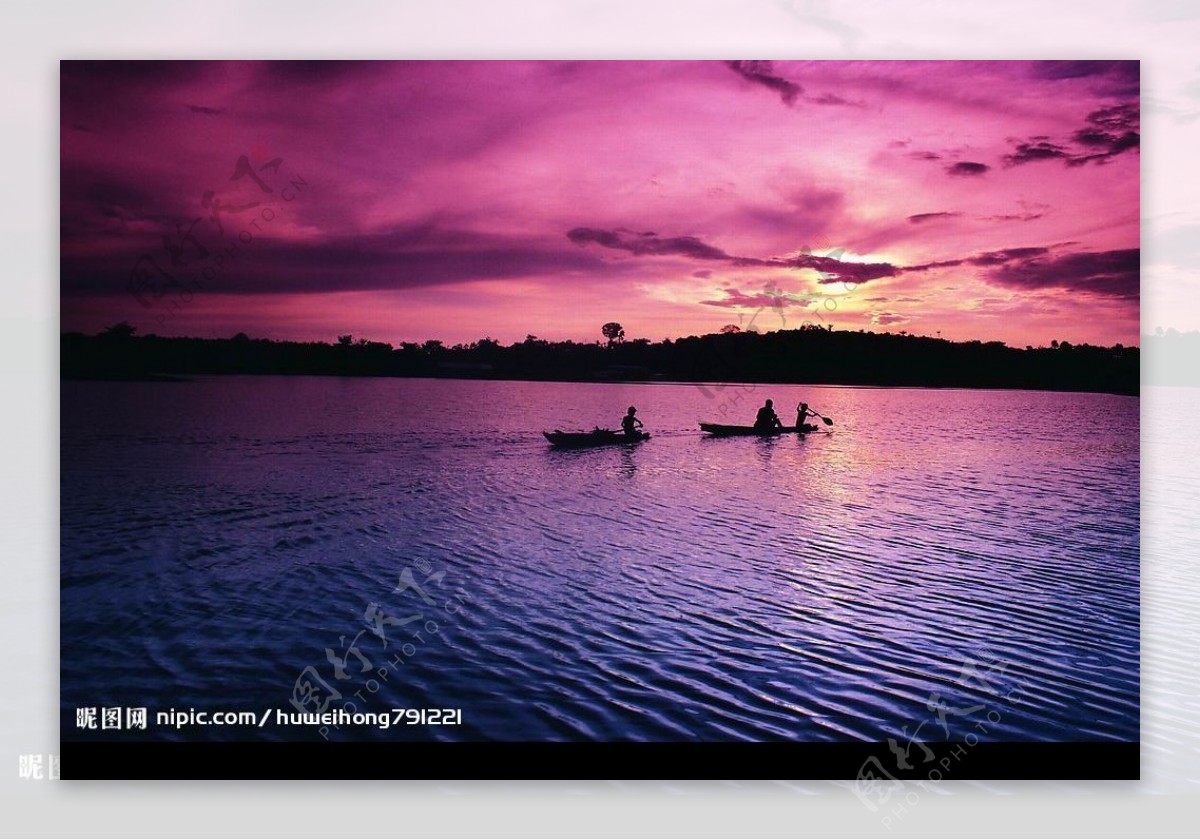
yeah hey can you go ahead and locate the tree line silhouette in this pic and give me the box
[61,322,1139,395]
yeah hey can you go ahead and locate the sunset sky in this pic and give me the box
[60,60,1140,348]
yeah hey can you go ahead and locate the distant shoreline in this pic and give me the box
[60,328,1140,397]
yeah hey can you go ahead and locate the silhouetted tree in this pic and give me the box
[100,322,137,339]
[720,324,741,334]
[602,322,625,347]
[337,334,353,347]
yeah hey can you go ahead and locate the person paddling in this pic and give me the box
[753,399,782,432]
[621,406,644,438]
[796,402,817,430]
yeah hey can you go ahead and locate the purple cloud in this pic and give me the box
[986,209,1047,222]
[988,248,1139,300]
[947,161,990,176]
[1004,140,1071,166]
[1005,101,1140,168]
[1030,61,1139,97]
[567,227,732,260]
[566,226,899,283]
[968,247,1051,266]
[700,288,814,309]
[63,224,613,297]
[908,212,961,224]
[786,253,899,283]
[1086,102,1139,132]
[724,61,802,106]
[808,93,863,107]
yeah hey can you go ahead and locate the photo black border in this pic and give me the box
[60,740,1138,780]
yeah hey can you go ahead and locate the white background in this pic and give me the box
[4,1,1198,836]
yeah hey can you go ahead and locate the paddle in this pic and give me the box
[798,402,834,426]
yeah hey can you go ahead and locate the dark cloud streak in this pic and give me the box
[1005,100,1139,167]
[989,248,1139,299]
[808,93,864,107]
[908,212,961,224]
[968,247,1050,266]
[1003,140,1071,166]
[724,60,802,106]
[788,253,898,283]
[62,225,613,297]
[700,288,812,309]
[568,226,899,283]
[567,227,733,260]
[1030,61,1139,97]
[947,161,990,176]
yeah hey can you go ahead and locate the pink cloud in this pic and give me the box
[60,60,1140,348]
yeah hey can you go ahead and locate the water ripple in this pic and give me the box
[61,379,1138,744]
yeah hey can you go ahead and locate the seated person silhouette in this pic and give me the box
[754,399,782,432]
[621,406,644,437]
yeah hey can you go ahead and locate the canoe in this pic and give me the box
[699,423,819,437]
[543,429,650,448]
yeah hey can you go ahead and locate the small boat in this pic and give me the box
[543,429,651,448]
[699,423,820,437]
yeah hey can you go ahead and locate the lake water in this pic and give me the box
[61,377,1139,742]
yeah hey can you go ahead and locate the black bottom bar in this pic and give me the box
[60,741,1138,780]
